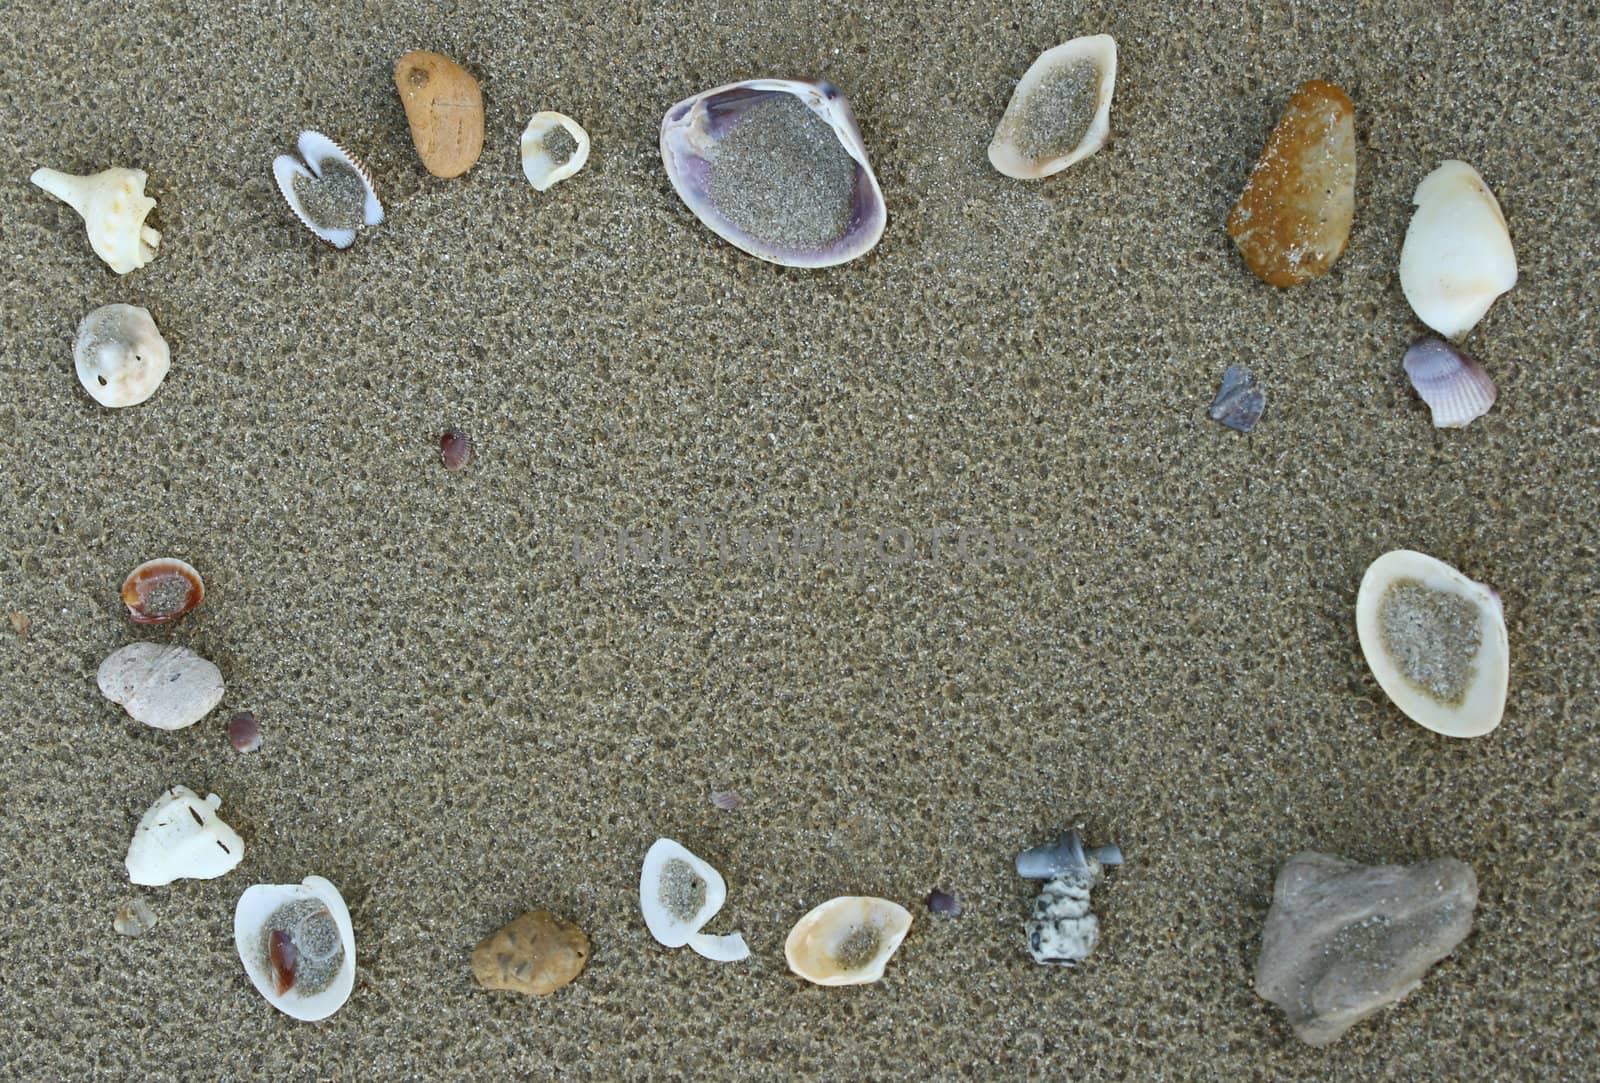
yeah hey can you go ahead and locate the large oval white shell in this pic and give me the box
[988,34,1118,179]
[1399,161,1517,339]
[639,838,749,961]
[97,642,224,730]
[125,786,244,886]
[74,303,171,408]
[234,876,357,1022]
[1355,550,1509,738]
[272,131,384,250]
[784,895,912,986]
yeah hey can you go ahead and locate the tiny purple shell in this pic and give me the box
[927,889,962,917]
[440,429,472,472]
[228,711,262,752]
[1403,337,1497,428]
[711,790,742,810]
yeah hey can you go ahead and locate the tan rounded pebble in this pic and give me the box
[1226,80,1356,287]
[395,50,484,178]
[471,910,589,996]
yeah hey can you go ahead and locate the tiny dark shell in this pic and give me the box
[927,889,962,917]
[121,558,205,625]
[1207,365,1265,433]
[440,429,472,472]
[711,790,743,810]
[228,711,262,752]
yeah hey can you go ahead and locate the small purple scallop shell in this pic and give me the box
[660,79,887,268]
[1403,337,1497,428]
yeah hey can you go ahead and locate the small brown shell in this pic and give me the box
[121,558,205,625]
[440,429,472,472]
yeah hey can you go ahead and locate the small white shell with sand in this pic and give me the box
[639,838,749,962]
[784,895,912,986]
[988,34,1118,179]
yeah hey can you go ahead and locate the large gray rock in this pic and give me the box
[1254,851,1477,1046]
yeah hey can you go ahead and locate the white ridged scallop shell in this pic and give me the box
[1355,550,1509,738]
[784,895,912,986]
[234,876,357,1021]
[988,34,1118,179]
[272,131,384,249]
[1403,337,1497,428]
[1399,161,1517,339]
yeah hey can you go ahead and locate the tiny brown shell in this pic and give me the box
[440,429,472,472]
[121,558,205,625]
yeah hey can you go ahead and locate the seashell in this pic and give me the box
[521,112,591,192]
[1017,828,1121,966]
[1207,364,1265,433]
[125,785,245,886]
[272,131,385,250]
[926,890,961,917]
[1399,161,1517,339]
[228,711,262,752]
[988,34,1118,180]
[1402,337,1497,428]
[784,896,912,986]
[121,557,204,625]
[29,165,161,274]
[114,897,158,936]
[1226,80,1356,287]
[73,303,171,408]
[394,50,485,178]
[234,876,356,1021]
[639,838,749,962]
[661,78,887,268]
[439,428,472,472]
[97,642,224,730]
[1355,550,1508,738]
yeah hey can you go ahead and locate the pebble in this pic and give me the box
[97,642,224,730]
[1226,80,1356,287]
[228,711,262,752]
[9,611,30,637]
[394,51,484,178]
[1255,851,1478,1046]
[114,897,157,936]
[472,910,590,996]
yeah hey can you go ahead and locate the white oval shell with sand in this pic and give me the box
[235,876,357,1021]
[988,34,1118,179]
[521,112,590,191]
[639,838,749,961]
[784,895,912,986]
[1356,549,1508,738]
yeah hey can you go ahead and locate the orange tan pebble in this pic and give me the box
[395,50,485,178]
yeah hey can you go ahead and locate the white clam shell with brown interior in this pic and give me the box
[1356,549,1509,738]
[235,876,357,1021]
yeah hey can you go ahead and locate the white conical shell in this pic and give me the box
[125,786,245,886]
[639,838,749,959]
[784,896,912,986]
[29,166,161,274]
[1399,161,1517,339]
[73,304,171,408]
[1356,549,1509,738]
[272,131,384,250]
[97,642,224,730]
[520,112,591,192]
[234,876,357,1022]
[1402,337,1497,428]
[988,34,1118,179]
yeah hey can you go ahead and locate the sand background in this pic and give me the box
[2,1,1597,1079]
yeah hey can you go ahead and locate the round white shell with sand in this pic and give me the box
[521,112,591,191]
[988,34,1118,179]
[30,166,161,274]
[784,895,912,986]
[1356,549,1509,738]
[1399,161,1517,340]
[125,786,245,886]
[234,876,357,1021]
[639,838,749,961]
[74,303,170,408]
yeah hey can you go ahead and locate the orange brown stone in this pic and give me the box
[1226,80,1355,287]
[394,50,485,178]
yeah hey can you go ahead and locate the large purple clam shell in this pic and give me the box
[660,78,887,268]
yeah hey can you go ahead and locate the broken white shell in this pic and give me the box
[125,785,244,886]
[29,166,161,274]
[784,895,912,986]
[272,131,384,249]
[97,642,224,730]
[639,838,749,962]
[521,112,591,192]
[1399,161,1517,339]
[1356,549,1509,738]
[234,876,356,1021]
[988,34,1118,179]
[1403,337,1497,428]
[73,304,170,408]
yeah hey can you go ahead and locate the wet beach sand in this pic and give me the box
[2,1,1597,1079]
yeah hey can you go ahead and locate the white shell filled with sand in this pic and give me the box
[520,112,591,191]
[272,130,385,250]
[29,165,161,274]
[1399,161,1517,339]
[125,786,245,886]
[74,304,171,408]
[1356,549,1509,738]
[234,876,357,1021]
[988,34,1118,180]
[784,895,912,986]
[639,838,749,962]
